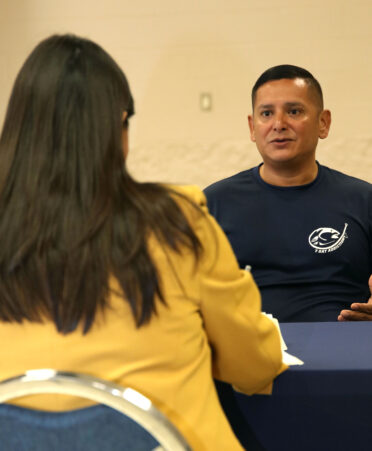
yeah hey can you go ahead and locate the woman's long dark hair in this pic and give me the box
[0,34,202,333]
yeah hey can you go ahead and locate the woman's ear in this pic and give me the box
[122,111,129,159]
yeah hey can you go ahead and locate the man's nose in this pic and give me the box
[273,112,287,131]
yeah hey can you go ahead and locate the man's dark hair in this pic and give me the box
[251,64,324,110]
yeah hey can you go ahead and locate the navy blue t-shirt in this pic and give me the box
[204,164,372,322]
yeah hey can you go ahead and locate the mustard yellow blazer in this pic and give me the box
[0,186,286,450]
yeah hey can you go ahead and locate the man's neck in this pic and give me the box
[259,161,318,187]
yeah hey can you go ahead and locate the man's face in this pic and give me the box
[248,78,331,168]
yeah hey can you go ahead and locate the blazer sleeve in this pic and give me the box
[186,186,287,394]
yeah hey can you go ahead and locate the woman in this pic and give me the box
[0,35,285,450]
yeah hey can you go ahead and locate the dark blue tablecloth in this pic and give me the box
[232,322,372,451]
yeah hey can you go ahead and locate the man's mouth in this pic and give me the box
[270,138,293,143]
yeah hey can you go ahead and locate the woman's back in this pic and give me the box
[0,35,286,450]
[0,186,285,450]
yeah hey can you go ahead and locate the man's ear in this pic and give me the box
[248,115,256,142]
[319,109,331,139]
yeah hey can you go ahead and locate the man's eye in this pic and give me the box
[261,111,272,117]
[289,108,301,115]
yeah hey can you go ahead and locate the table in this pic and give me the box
[232,322,372,451]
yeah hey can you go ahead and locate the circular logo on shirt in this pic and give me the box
[308,223,348,253]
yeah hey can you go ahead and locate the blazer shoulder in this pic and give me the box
[169,184,207,207]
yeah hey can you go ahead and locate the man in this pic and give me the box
[205,65,372,322]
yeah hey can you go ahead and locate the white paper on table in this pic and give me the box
[282,350,304,366]
[262,312,304,366]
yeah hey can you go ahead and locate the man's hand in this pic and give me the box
[338,274,372,321]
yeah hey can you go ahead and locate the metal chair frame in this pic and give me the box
[0,369,191,451]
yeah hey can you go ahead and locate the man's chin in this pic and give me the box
[262,151,299,165]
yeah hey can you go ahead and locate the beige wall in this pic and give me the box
[1,0,372,187]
